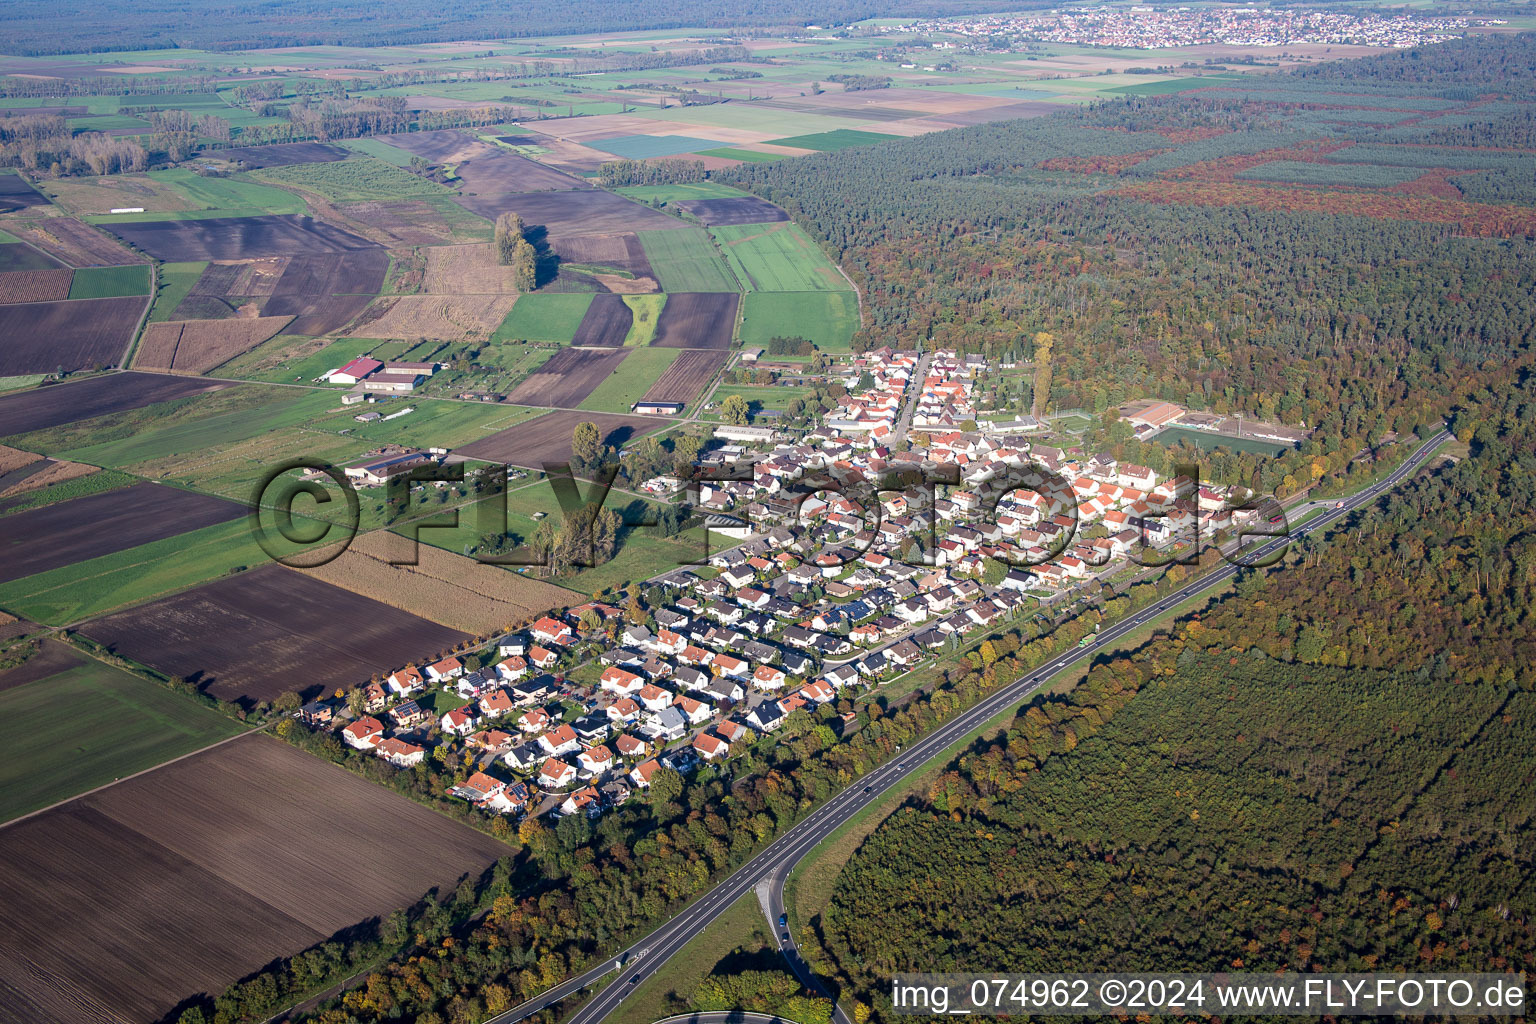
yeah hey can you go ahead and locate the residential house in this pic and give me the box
[578,744,615,775]
[693,732,730,761]
[342,716,384,750]
[425,657,463,683]
[539,723,580,756]
[441,706,479,736]
[375,737,425,768]
[539,758,578,790]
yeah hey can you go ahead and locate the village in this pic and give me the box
[294,346,1275,828]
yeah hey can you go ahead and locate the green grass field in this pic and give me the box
[255,156,454,202]
[340,137,417,166]
[771,128,901,151]
[146,261,206,323]
[75,169,307,222]
[0,651,243,822]
[711,222,852,293]
[621,294,667,347]
[696,147,785,163]
[579,346,678,412]
[68,264,152,299]
[492,293,595,343]
[216,335,377,384]
[738,290,859,351]
[305,398,543,450]
[638,228,739,293]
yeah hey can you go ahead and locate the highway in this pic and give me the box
[486,431,1449,1024]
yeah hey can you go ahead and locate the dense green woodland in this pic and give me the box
[0,0,1041,55]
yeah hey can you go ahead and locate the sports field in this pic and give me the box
[638,229,739,293]
[0,649,242,822]
[711,222,853,293]
[493,293,595,343]
[738,290,859,351]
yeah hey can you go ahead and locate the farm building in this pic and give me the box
[326,357,383,384]
[632,401,684,416]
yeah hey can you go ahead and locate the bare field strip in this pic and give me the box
[0,372,231,438]
[551,232,654,279]
[569,293,633,349]
[0,734,507,1024]
[379,128,488,163]
[0,268,73,303]
[0,638,83,694]
[454,148,588,194]
[459,409,666,468]
[507,345,630,408]
[641,348,726,405]
[0,172,49,214]
[9,217,147,267]
[260,249,389,335]
[423,243,520,294]
[0,296,146,375]
[0,482,244,585]
[347,293,515,341]
[457,189,685,237]
[80,563,469,706]
[0,458,95,499]
[301,532,575,633]
[132,315,294,374]
[650,291,738,349]
[104,214,378,261]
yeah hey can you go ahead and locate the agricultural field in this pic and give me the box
[738,289,859,351]
[458,409,667,468]
[451,146,586,194]
[80,564,469,705]
[579,346,679,413]
[103,214,378,260]
[711,221,851,292]
[255,156,456,202]
[642,348,727,406]
[769,128,902,151]
[459,188,684,236]
[67,263,152,299]
[0,170,49,213]
[0,644,242,822]
[261,249,391,335]
[0,482,244,586]
[672,196,788,227]
[651,292,739,349]
[0,242,62,272]
[508,345,631,407]
[637,228,739,292]
[304,397,542,450]
[422,243,521,294]
[615,182,750,204]
[0,268,73,303]
[0,372,231,439]
[134,315,295,374]
[0,734,507,1024]
[8,217,146,267]
[569,293,635,349]
[147,260,206,322]
[37,173,196,216]
[298,530,577,633]
[213,141,351,168]
[0,296,147,375]
[348,293,515,341]
[492,292,594,343]
[621,294,666,347]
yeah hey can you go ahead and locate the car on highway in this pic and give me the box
[864,785,871,793]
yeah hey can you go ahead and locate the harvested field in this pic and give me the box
[0,371,230,438]
[674,196,787,226]
[642,348,726,405]
[347,293,515,342]
[508,345,631,408]
[651,291,738,349]
[522,136,612,175]
[0,268,72,303]
[459,409,666,468]
[0,459,96,499]
[103,214,377,261]
[0,482,244,585]
[423,243,520,294]
[10,217,146,267]
[0,242,62,272]
[0,734,507,1024]
[569,293,633,349]
[0,172,48,214]
[0,296,146,375]
[80,563,469,705]
[301,532,576,633]
[36,174,194,217]
[0,444,41,474]
[260,249,389,335]
[457,189,685,237]
[133,316,294,374]
[454,149,588,194]
[171,259,286,319]
[551,231,654,280]
[212,141,350,167]
[336,199,486,246]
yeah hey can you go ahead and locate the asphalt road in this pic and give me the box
[487,431,1449,1024]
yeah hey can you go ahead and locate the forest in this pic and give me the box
[811,379,1536,1022]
